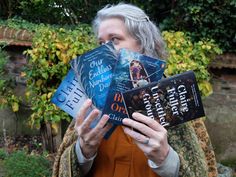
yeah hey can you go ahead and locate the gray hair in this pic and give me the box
[92,3,168,59]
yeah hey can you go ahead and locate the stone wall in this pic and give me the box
[0,46,39,136]
[203,73,236,163]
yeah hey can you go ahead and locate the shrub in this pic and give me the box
[24,24,97,129]
[3,150,51,177]
[0,19,222,130]
[162,31,222,97]
[0,148,7,160]
[161,0,236,52]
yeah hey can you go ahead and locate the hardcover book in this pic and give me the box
[122,70,205,128]
[102,49,166,125]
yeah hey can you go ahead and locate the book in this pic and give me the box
[122,70,205,128]
[73,41,118,111]
[102,49,166,125]
[51,42,117,128]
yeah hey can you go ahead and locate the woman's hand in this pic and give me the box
[122,112,170,165]
[75,99,111,159]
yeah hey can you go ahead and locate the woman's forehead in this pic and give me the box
[98,18,127,38]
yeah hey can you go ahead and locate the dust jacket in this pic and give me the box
[51,42,117,128]
[102,49,166,125]
[122,70,205,128]
[74,42,118,111]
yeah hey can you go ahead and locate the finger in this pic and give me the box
[132,112,166,132]
[123,126,148,143]
[122,118,155,138]
[75,99,92,127]
[89,115,110,138]
[79,109,100,135]
[82,116,112,146]
[94,114,110,130]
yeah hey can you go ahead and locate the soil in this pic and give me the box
[0,135,44,155]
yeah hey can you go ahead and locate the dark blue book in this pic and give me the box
[102,49,166,125]
[74,42,118,111]
[122,71,205,128]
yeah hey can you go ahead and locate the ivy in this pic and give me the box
[0,46,21,112]
[24,24,97,129]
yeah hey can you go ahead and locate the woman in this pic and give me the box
[53,3,218,177]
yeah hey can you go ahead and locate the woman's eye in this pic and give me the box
[99,41,105,45]
[111,37,119,44]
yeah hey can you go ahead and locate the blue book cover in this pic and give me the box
[74,42,118,111]
[102,49,166,125]
[51,69,90,118]
[51,42,118,128]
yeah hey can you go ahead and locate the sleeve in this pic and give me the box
[168,122,209,177]
[148,146,180,177]
[75,139,97,176]
[52,120,82,177]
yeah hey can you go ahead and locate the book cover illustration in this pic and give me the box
[72,42,118,111]
[122,70,205,128]
[102,49,166,125]
[51,42,117,128]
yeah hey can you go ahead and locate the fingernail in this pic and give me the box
[132,112,138,119]
[102,114,109,119]
[122,118,129,124]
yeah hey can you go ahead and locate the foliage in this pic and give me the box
[160,0,236,52]
[24,24,97,129]
[220,158,236,170]
[1,0,234,52]
[0,18,222,129]
[163,31,222,97]
[3,150,51,177]
[0,18,44,32]
[0,0,173,25]
[0,148,7,160]
[0,46,21,112]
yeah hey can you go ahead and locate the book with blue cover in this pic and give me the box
[51,42,166,137]
[122,71,205,128]
[51,68,89,118]
[51,42,118,128]
[102,49,166,125]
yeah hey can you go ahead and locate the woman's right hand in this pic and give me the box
[75,99,111,159]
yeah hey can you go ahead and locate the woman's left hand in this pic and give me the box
[122,112,170,165]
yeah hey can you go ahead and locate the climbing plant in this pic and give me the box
[24,25,97,129]
[0,19,222,131]
[162,31,222,97]
[0,45,21,112]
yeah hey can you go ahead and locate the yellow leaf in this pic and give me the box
[12,102,19,112]
[51,122,59,136]
[199,81,213,97]
[47,92,52,99]
[56,43,65,50]
[167,65,174,75]
[36,79,43,86]
[20,72,26,77]
[25,91,31,97]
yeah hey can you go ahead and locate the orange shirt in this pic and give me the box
[87,126,160,177]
